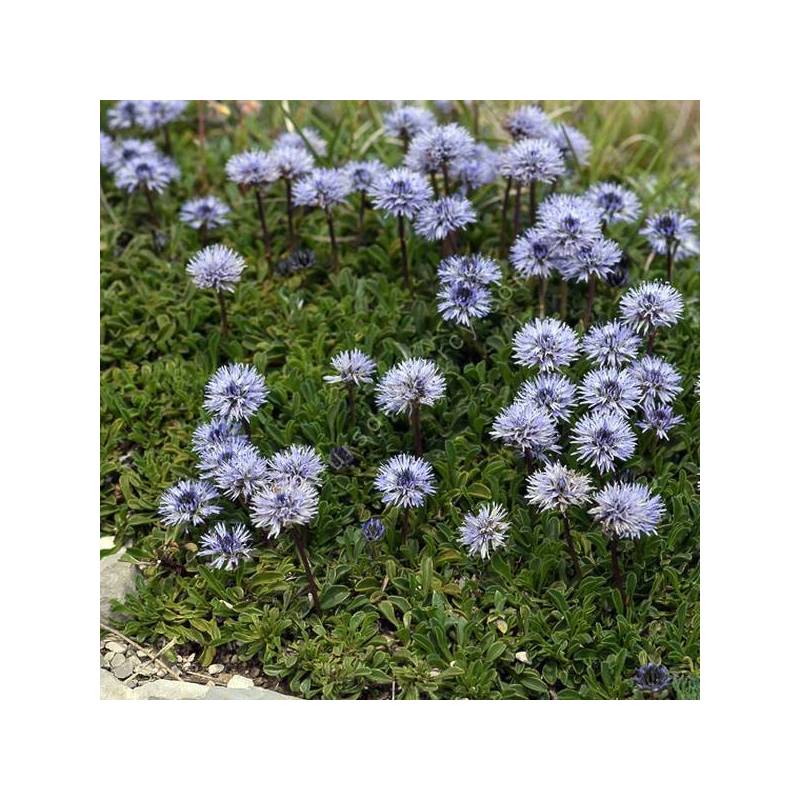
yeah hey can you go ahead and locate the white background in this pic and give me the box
[3,1,798,796]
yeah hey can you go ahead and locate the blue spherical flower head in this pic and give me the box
[376,358,446,416]
[324,349,377,386]
[572,410,637,474]
[586,181,642,225]
[214,446,269,500]
[510,228,560,280]
[100,132,115,168]
[526,463,593,513]
[490,400,560,461]
[198,437,254,479]
[275,127,328,157]
[250,480,320,538]
[266,445,326,487]
[619,281,685,333]
[414,196,477,240]
[114,153,178,194]
[369,167,433,219]
[512,318,580,372]
[265,144,314,180]
[549,123,592,166]
[137,100,188,130]
[630,355,682,407]
[633,663,672,695]
[199,522,254,570]
[499,138,565,185]
[186,244,246,292]
[504,105,555,142]
[590,482,665,539]
[560,237,622,283]
[405,123,475,175]
[383,105,437,142]
[640,210,697,260]
[437,280,492,327]
[158,479,221,527]
[203,364,269,422]
[107,100,143,130]
[374,453,436,509]
[637,403,683,440]
[361,518,386,542]
[459,503,511,559]
[452,143,498,192]
[515,373,577,422]
[225,149,276,186]
[582,320,642,368]
[579,367,641,417]
[106,138,158,172]
[192,417,246,455]
[539,194,602,256]
[344,160,387,193]
[292,168,349,210]
[179,196,231,230]
[437,254,502,287]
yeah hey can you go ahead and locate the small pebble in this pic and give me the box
[156,669,166,678]
[110,653,126,669]
[105,641,126,654]
[207,664,225,675]
[113,659,134,680]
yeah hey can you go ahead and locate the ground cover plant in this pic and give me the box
[100,100,699,700]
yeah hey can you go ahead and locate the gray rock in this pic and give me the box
[100,669,135,700]
[100,547,139,622]
[134,679,210,700]
[203,686,296,701]
[227,675,255,689]
[109,653,126,669]
[113,658,135,680]
[207,664,224,675]
[104,640,126,654]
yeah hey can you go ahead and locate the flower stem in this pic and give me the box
[513,181,522,238]
[401,507,410,543]
[292,528,320,612]
[358,191,367,244]
[559,277,569,320]
[430,172,440,198]
[608,535,627,606]
[529,179,537,227]
[143,186,159,228]
[217,290,229,336]
[442,164,450,195]
[500,177,512,253]
[162,125,172,155]
[326,209,339,270]
[667,241,674,283]
[411,400,423,456]
[647,329,657,355]
[561,514,583,579]
[398,215,411,290]
[347,384,356,429]
[254,187,272,263]
[285,178,295,249]
[538,276,546,318]
[583,274,597,329]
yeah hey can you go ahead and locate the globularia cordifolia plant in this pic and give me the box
[383,105,436,152]
[374,453,436,543]
[619,280,685,353]
[323,349,377,427]
[375,358,446,456]
[292,167,349,269]
[459,503,511,560]
[185,245,246,335]
[225,149,277,260]
[640,210,697,283]
[265,144,314,250]
[114,151,179,226]
[179,196,231,242]
[344,160,388,242]
[405,122,475,196]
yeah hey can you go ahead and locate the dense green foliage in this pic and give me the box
[101,100,699,699]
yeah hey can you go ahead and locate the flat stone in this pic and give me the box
[100,669,135,700]
[109,653,126,669]
[134,679,210,700]
[113,658,135,680]
[227,675,255,689]
[99,535,116,550]
[136,662,155,676]
[104,640,126,654]
[100,547,139,622]
[203,686,296,701]
[207,664,224,675]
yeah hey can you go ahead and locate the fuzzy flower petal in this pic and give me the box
[571,410,637,474]
[510,228,560,279]
[250,480,320,538]
[437,254,502,287]
[265,445,326,487]
[323,349,377,386]
[383,105,436,141]
[515,373,576,422]
[292,168,349,210]
[459,503,510,559]
[198,522,254,570]
[414,196,476,240]
[490,400,560,461]
[586,181,642,225]
[375,358,446,416]
[186,245,246,292]
[590,482,665,539]
[578,367,641,417]
[512,318,580,372]
[369,167,433,218]
[526,463,593,513]
[179,196,231,230]
[158,479,221,527]
[225,149,276,185]
[499,137,565,185]
[620,281,685,333]
[630,355,682,407]
[374,453,436,509]
[582,320,642,368]
[203,364,269,422]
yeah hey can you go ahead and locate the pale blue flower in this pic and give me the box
[186,245,246,292]
[512,318,580,372]
[504,105,555,141]
[376,358,446,416]
[250,480,320,538]
[225,149,275,185]
[323,350,377,386]
[383,105,436,141]
[640,210,696,260]
[374,453,436,509]
[586,181,642,225]
[214,446,269,500]
[192,418,246,455]
[637,403,683,440]
[526,463,593,512]
[179,196,231,230]
[114,153,178,194]
[265,445,326,487]
[490,400,560,460]
[582,320,642,368]
[538,194,602,256]
[630,355,682,407]
[459,503,510,559]
[203,364,268,422]
[550,123,592,166]
[437,280,492,326]
[572,409,636,473]
[369,167,433,218]
[559,237,622,283]
[619,281,685,333]
[158,479,221,527]
[405,123,475,175]
[137,100,188,130]
[499,138,565,185]
[579,367,641,416]
[344,160,387,193]
[292,168,349,210]
[107,100,143,130]
[265,144,315,181]
[590,482,665,539]
[199,522,253,570]
[515,373,576,422]
[275,127,327,157]
[509,228,560,279]
[437,254,502,286]
[414,196,476,240]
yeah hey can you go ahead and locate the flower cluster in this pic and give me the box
[459,504,510,559]
[414,196,476,241]
[436,253,500,328]
[179,196,231,230]
[186,245,246,292]
[376,358,446,416]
